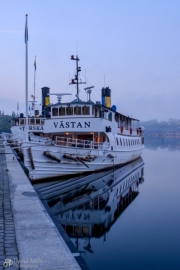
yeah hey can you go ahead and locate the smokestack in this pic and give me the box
[41,87,50,117]
[101,87,111,108]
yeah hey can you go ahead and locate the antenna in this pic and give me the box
[84,86,94,102]
[76,42,78,55]
[69,55,86,100]
[48,93,71,103]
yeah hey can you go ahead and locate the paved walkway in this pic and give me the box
[0,144,19,270]
[0,142,83,270]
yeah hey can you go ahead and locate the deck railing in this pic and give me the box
[55,136,110,150]
[117,125,144,136]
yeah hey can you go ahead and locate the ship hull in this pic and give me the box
[22,142,144,181]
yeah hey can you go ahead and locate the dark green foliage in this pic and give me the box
[0,115,11,132]
[140,119,180,134]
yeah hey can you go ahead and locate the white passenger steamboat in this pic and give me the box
[12,55,145,181]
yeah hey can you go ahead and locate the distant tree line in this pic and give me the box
[139,119,180,135]
[0,115,11,133]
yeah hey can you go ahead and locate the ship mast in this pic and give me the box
[69,55,86,100]
[33,55,36,116]
[25,14,29,141]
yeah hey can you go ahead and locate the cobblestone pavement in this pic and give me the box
[0,145,19,270]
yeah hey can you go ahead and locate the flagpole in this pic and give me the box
[33,56,36,116]
[25,14,28,141]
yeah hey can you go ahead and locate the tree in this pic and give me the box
[0,115,11,133]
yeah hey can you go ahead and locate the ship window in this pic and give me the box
[108,112,112,121]
[30,118,35,124]
[114,113,118,122]
[20,119,25,125]
[66,107,73,115]
[123,139,125,146]
[74,106,81,115]
[59,107,65,116]
[52,108,58,116]
[126,139,128,146]
[94,108,98,117]
[74,226,81,235]
[82,226,89,236]
[82,106,90,115]
[36,119,40,124]
[116,138,119,145]
[120,138,122,146]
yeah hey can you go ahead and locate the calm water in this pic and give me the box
[37,138,180,270]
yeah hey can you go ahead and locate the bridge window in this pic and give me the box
[52,108,58,116]
[59,107,65,116]
[36,119,40,124]
[20,119,25,125]
[108,112,112,121]
[82,106,90,115]
[29,118,35,124]
[74,106,81,115]
[66,107,73,115]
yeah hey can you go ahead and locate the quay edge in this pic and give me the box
[2,144,90,270]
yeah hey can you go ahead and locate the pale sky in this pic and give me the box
[0,0,180,121]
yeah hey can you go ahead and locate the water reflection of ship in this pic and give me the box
[36,157,144,253]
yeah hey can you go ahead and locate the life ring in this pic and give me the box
[130,127,132,135]
[120,126,123,133]
[136,128,139,135]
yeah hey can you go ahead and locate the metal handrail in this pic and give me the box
[55,136,110,150]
